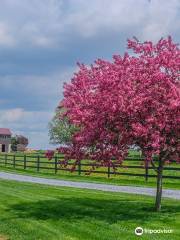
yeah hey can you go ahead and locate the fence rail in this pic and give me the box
[0,153,180,180]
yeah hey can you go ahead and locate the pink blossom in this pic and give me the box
[45,150,55,160]
[56,37,180,167]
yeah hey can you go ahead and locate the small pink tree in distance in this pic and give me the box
[47,37,180,211]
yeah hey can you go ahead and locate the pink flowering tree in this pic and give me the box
[48,37,180,211]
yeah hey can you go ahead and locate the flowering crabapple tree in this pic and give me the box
[47,37,180,211]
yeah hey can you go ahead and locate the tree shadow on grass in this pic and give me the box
[7,197,180,224]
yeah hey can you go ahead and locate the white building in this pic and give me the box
[0,128,12,153]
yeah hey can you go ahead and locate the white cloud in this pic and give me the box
[0,22,15,46]
[65,0,146,38]
[0,108,52,128]
[65,0,180,41]
[0,108,24,122]
[0,0,64,48]
[0,0,179,47]
[0,67,74,101]
[141,0,180,41]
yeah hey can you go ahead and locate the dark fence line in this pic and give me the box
[0,153,180,180]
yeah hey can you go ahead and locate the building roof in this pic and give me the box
[0,128,12,136]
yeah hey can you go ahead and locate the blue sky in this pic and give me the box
[0,0,179,149]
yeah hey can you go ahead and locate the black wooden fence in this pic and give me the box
[0,153,180,180]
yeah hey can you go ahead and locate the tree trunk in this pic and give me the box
[155,158,164,211]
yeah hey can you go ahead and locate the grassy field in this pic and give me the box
[0,179,179,240]
[0,152,180,190]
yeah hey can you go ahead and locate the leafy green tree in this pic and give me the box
[11,137,18,152]
[11,135,29,152]
[48,108,77,145]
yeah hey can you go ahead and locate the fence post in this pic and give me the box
[145,161,148,182]
[55,156,58,174]
[5,154,7,166]
[78,161,81,175]
[13,155,16,168]
[37,155,40,172]
[107,164,110,178]
[24,155,26,169]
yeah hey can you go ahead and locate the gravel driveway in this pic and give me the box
[0,171,180,200]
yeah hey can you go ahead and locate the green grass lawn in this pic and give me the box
[0,179,179,240]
